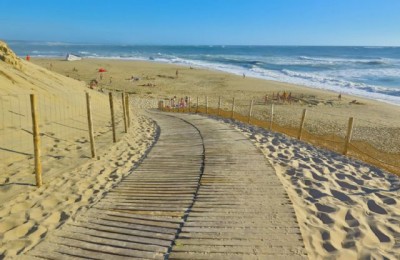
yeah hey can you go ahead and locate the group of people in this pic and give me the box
[168,96,190,108]
[264,91,293,104]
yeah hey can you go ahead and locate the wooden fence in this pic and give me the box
[159,96,400,176]
[0,91,131,187]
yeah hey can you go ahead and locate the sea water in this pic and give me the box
[8,41,400,105]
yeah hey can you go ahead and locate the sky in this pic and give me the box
[1,0,400,46]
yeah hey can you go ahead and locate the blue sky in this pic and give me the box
[1,0,399,46]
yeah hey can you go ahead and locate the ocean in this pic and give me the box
[8,41,400,105]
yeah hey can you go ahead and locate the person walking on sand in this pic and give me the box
[176,69,179,78]
[26,55,30,61]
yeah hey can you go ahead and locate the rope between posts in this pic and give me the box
[349,143,400,169]
[309,110,350,119]
[311,136,343,144]
[355,117,395,128]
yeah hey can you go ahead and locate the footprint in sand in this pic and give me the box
[322,242,337,253]
[345,210,360,227]
[346,174,364,185]
[312,157,324,164]
[330,189,354,204]
[361,174,372,181]
[3,220,36,240]
[310,170,328,182]
[370,224,391,243]
[375,193,396,205]
[335,180,358,191]
[367,200,387,215]
[321,230,330,240]
[316,212,334,225]
[341,240,356,249]
[43,211,69,228]
[307,188,328,199]
[344,227,362,240]
[315,203,337,213]
[286,168,296,176]
[74,195,82,203]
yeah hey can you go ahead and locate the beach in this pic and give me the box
[1,42,400,259]
[33,58,400,171]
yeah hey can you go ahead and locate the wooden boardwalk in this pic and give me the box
[23,112,307,260]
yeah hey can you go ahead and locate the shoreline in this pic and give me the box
[31,57,400,122]
[27,55,400,106]
[31,57,400,175]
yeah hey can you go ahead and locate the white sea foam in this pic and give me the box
[21,44,400,105]
[108,55,400,105]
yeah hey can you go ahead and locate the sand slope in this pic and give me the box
[0,41,158,258]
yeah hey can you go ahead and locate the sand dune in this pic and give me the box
[0,41,158,257]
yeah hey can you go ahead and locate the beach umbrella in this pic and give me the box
[98,68,107,72]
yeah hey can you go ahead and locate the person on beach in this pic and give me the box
[282,91,288,103]
[176,69,179,78]
[172,96,176,107]
[26,55,30,61]
[243,73,246,78]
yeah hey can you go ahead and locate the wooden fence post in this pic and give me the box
[122,93,127,133]
[343,117,354,155]
[30,94,43,187]
[109,92,116,143]
[218,96,221,116]
[196,96,199,113]
[231,97,235,119]
[86,93,96,158]
[248,100,254,124]
[206,96,208,114]
[298,109,307,140]
[269,103,274,130]
[125,94,130,128]
[188,96,191,112]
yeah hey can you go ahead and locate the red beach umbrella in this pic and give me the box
[98,68,107,72]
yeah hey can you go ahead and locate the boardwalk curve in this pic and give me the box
[22,112,306,260]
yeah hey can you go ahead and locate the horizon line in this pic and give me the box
[3,39,400,48]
